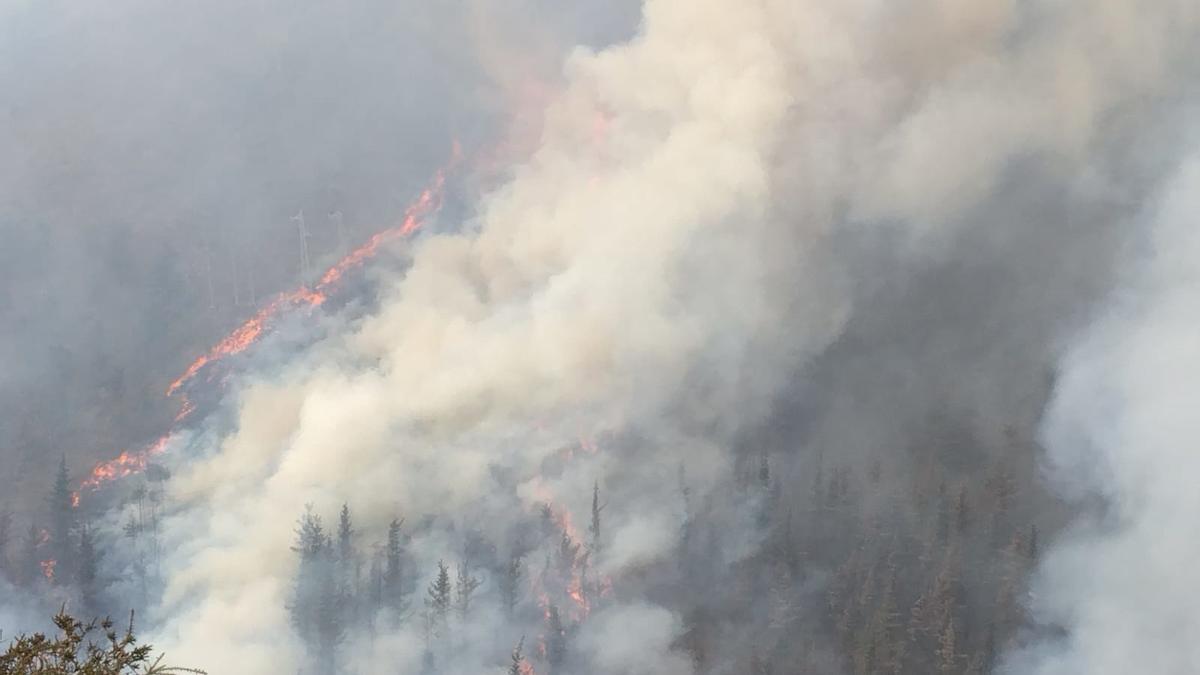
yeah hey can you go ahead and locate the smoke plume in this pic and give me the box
[138,0,1200,672]
[5,1,1200,673]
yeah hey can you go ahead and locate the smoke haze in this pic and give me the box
[3,1,1200,674]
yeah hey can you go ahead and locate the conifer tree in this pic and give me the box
[77,524,100,617]
[454,562,481,620]
[384,517,408,617]
[425,560,452,630]
[589,481,604,557]
[48,456,75,582]
[289,507,342,675]
[500,551,524,618]
[507,636,527,675]
[556,532,580,578]
[337,504,354,564]
[545,604,567,673]
[20,523,40,587]
[539,504,556,541]
[335,504,357,621]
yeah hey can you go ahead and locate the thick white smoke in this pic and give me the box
[1005,154,1200,674]
[111,0,1200,673]
[149,1,841,671]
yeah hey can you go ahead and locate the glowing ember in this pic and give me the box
[70,491,80,509]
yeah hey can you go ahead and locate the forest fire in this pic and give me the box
[318,168,448,287]
[80,434,172,491]
[78,165,455,495]
[166,167,450,399]
[164,286,328,397]
[173,394,197,424]
[39,559,56,583]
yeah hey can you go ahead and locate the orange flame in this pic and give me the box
[173,395,197,424]
[81,160,457,494]
[40,558,56,582]
[167,166,450,399]
[81,434,173,491]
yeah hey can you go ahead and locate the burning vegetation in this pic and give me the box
[76,165,453,498]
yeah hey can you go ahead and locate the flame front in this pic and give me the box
[167,167,449,398]
[81,434,172,491]
[82,162,455,494]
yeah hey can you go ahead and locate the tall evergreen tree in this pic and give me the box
[507,636,527,675]
[384,517,408,618]
[334,504,357,623]
[500,551,524,618]
[76,524,100,617]
[20,523,40,587]
[589,481,604,557]
[545,604,567,673]
[336,504,354,563]
[454,562,481,620]
[425,560,452,631]
[289,507,342,675]
[47,456,75,583]
[556,532,580,579]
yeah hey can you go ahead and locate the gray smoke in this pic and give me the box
[1004,149,1200,674]
[4,0,1200,673]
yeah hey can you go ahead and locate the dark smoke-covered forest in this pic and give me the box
[3,2,1200,674]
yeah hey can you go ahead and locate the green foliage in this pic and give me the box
[0,608,203,675]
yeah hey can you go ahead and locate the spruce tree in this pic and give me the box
[425,560,452,630]
[335,504,357,623]
[556,532,580,578]
[20,523,40,587]
[507,636,527,675]
[289,507,342,674]
[77,524,100,617]
[48,456,75,583]
[500,552,524,618]
[589,481,604,557]
[545,604,567,672]
[454,562,481,620]
[384,517,408,617]
[337,504,354,563]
